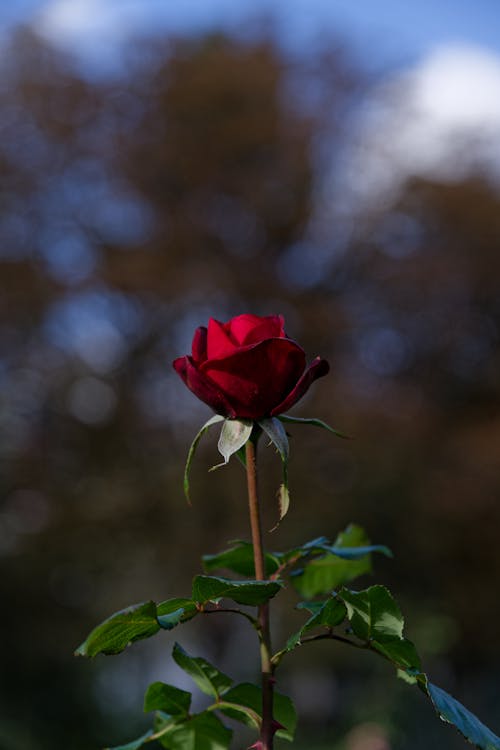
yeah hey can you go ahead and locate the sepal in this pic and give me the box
[278,414,349,439]
[212,418,253,470]
[183,415,225,503]
[258,417,290,524]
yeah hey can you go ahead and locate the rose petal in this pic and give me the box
[191,326,207,363]
[227,314,285,345]
[270,356,330,416]
[206,318,238,359]
[173,356,237,417]
[239,315,286,347]
[201,338,306,419]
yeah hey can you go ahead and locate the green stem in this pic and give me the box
[245,437,274,750]
[271,632,366,668]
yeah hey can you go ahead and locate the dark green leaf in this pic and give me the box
[202,542,279,577]
[75,602,160,657]
[143,682,191,716]
[172,643,233,699]
[342,587,500,749]
[339,585,404,642]
[215,419,253,467]
[219,683,297,741]
[372,637,421,672]
[213,700,261,730]
[291,525,375,597]
[192,575,283,607]
[275,527,391,571]
[153,712,181,739]
[184,415,225,502]
[296,600,329,614]
[425,682,500,750]
[157,711,232,750]
[278,414,349,439]
[329,524,389,559]
[291,534,392,560]
[157,598,198,630]
[291,552,366,598]
[286,597,347,651]
[319,544,392,560]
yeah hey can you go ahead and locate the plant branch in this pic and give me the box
[269,551,304,580]
[271,632,367,668]
[300,632,367,648]
[245,437,274,750]
[202,607,258,628]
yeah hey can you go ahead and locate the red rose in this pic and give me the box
[173,314,329,419]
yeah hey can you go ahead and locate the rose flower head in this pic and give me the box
[173,314,329,420]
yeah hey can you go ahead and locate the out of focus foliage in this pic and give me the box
[0,24,499,750]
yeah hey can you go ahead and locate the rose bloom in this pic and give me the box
[173,314,329,419]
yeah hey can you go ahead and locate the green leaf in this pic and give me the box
[425,682,500,750]
[143,682,191,716]
[153,712,182,741]
[274,528,391,571]
[75,602,160,657]
[372,637,421,672]
[296,600,329,614]
[202,542,280,577]
[219,683,297,741]
[342,587,500,749]
[317,543,392,560]
[106,730,154,750]
[156,711,232,750]
[157,598,198,630]
[259,417,291,524]
[286,596,347,651]
[184,415,225,503]
[192,575,283,607]
[339,585,404,642]
[214,419,253,467]
[212,700,261,730]
[278,414,349,439]
[290,525,375,598]
[172,643,233,699]
[397,667,422,685]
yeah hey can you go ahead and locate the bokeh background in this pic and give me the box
[1,2,500,749]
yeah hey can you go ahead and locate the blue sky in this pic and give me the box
[3,0,500,74]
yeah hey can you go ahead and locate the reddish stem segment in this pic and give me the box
[245,439,274,750]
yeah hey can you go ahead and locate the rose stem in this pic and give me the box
[245,437,274,750]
